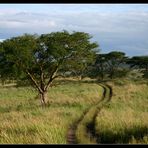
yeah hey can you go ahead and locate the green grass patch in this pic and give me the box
[95,80,148,144]
[0,80,102,144]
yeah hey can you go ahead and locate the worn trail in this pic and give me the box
[66,83,112,144]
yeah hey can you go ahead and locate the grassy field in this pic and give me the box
[75,83,111,144]
[0,78,147,144]
[95,79,148,144]
[0,79,103,144]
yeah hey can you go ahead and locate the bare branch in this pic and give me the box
[40,65,45,91]
[26,70,43,93]
[44,65,59,91]
[52,74,65,80]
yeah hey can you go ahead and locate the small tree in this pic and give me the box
[89,51,128,80]
[105,51,128,79]
[127,56,148,78]
[59,32,98,80]
[0,31,98,106]
[88,53,108,80]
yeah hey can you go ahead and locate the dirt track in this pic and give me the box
[66,83,112,144]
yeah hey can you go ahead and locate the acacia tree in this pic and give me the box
[63,48,97,80]
[58,32,98,80]
[127,56,148,78]
[0,31,98,106]
[88,51,128,80]
[105,51,128,79]
[88,54,108,80]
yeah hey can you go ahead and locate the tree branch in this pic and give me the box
[40,65,45,91]
[44,65,59,91]
[26,70,43,93]
[52,74,65,80]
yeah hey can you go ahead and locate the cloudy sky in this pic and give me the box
[0,4,148,56]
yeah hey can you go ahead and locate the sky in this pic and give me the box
[0,4,148,56]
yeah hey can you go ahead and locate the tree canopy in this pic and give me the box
[0,31,99,105]
[127,56,148,78]
[89,51,129,80]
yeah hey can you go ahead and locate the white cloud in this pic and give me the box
[1,9,148,33]
[0,7,148,56]
[0,11,57,31]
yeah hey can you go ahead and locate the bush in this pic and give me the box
[113,69,130,78]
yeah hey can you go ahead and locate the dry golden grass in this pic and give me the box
[95,79,148,144]
[0,80,102,144]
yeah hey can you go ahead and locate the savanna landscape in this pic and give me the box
[0,4,148,145]
[0,31,147,144]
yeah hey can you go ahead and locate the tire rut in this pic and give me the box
[66,106,91,144]
[66,83,112,144]
[86,84,112,143]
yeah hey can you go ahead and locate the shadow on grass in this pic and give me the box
[96,126,148,144]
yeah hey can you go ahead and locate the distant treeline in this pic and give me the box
[86,51,148,80]
[0,31,147,105]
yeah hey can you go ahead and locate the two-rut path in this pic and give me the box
[66,83,112,144]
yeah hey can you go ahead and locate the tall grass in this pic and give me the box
[95,79,148,144]
[0,79,102,144]
[75,84,110,144]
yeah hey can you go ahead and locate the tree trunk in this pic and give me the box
[40,91,48,106]
[110,74,113,79]
[78,75,82,80]
[101,72,104,80]
[110,70,114,79]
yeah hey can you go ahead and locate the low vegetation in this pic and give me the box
[95,79,148,144]
[75,84,110,144]
[0,31,147,144]
[0,79,103,144]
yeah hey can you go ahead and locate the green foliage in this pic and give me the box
[127,56,148,79]
[127,56,148,68]
[88,54,108,80]
[105,51,128,79]
[89,51,129,80]
[113,68,130,78]
[95,80,148,144]
[0,80,103,144]
[0,31,99,104]
[143,71,148,78]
